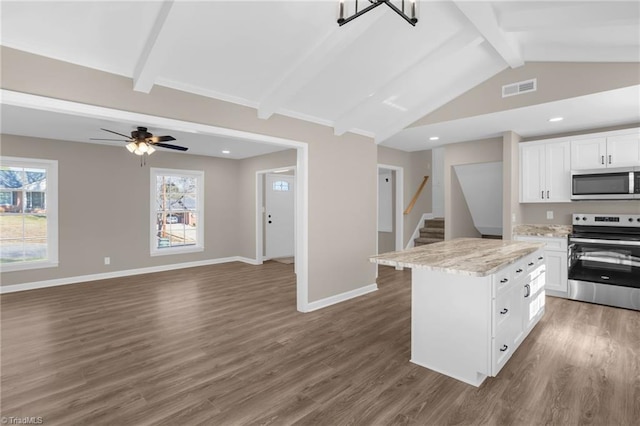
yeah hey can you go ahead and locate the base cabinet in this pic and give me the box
[515,235,568,297]
[411,249,545,387]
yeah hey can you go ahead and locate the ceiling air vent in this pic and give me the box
[502,78,537,98]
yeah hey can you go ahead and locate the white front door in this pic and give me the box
[265,174,295,259]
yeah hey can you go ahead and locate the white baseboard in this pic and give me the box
[304,283,378,312]
[405,212,434,250]
[0,256,260,294]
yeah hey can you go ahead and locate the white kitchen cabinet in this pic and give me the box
[571,137,607,170]
[520,140,571,203]
[515,235,568,298]
[571,132,640,170]
[410,249,545,386]
[607,133,640,168]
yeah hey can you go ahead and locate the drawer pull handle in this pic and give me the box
[538,256,544,260]
[500,278,508,283]
[500,345,508,352]
[516,268,523,273]
[500,308,508,315]
[528,262,534,266]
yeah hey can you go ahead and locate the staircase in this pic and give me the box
[414,217,444,247]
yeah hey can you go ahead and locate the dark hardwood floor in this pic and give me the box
[1,262,639,425]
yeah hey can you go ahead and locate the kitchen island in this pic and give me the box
[370,238,546,387]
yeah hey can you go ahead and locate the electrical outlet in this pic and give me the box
[104,257,110,265]
[511,213,516,223]
[546,211,554,220]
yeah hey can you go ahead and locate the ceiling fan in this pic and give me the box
[91,126,188,156]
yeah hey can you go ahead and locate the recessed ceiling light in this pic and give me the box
[549,117,564,122]
[222,150,230,154]
[429,136,439,141]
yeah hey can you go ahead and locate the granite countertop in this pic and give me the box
[512,224,572,238]
[369,238,544,277]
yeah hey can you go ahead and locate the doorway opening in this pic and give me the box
[1,90,310,312]
[377,164,404,254]
[256,167,296,269]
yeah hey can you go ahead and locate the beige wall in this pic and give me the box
[377,146,432,247]
[444,138,503,239]
[0,134,242,285]
[1,47,378,303]
[502,131,523,240]
[412,62,640,127]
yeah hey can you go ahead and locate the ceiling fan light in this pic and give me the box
[126,142,137,153]
[134,147,144,156]
[138,142,149,153]
[146,145,156,155]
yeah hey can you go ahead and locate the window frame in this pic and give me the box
[150,167,204,256]
[0,156,59,272]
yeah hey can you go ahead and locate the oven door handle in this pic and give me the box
[570,237,640,247]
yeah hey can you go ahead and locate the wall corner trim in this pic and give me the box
[0,256,261,294]
[303,283,378,313]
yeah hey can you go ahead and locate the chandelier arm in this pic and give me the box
[384,0,418,26]
[337,1,384,26]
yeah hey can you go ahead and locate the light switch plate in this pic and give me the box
[546,211,554,219]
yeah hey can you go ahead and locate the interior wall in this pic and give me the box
[450,168,480,239]
[237,149,297,259]
[1,46,378,303]
[377,146,432,247]
[0,134,241,286]
[412,62,640,127]
[521,202,640,225]
[444,137,503,240]
[503,131,524,240]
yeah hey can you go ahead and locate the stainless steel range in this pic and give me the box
[569,213,640,311]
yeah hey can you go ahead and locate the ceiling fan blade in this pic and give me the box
[90,138,130,141]
[154,142,188,151]
[100,128,131,138]
[148,135,176,143]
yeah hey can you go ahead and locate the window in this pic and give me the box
[272,180,290,191]
[151,168,204,256]
[0,157,58,271]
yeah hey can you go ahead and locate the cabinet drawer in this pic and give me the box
[492,330,514,376]
[495,291,516,332]
[495,270,511,294]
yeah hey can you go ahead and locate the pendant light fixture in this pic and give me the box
[337,0,418,26]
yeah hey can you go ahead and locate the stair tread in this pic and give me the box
[419,227,444,233]
[415,237,444,243]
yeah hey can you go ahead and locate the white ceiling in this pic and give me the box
[1,1,639,157]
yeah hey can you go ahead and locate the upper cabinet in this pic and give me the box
[520,140,571,203]
[571,132,640,170]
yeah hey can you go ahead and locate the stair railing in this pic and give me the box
[404,176,429,215]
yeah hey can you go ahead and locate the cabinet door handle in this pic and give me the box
[500,308,509,315]
[500,345,508,352]
[524,284,531,298]
[546,190,549,199]
[541,190,544,199]
[500,278,508,283]
[608,155,612,164]
[516,268,523,273]
[601,155,605,165]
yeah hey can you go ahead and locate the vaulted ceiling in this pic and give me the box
[1,1,639,156]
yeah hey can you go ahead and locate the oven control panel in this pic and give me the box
[573,213,640,227]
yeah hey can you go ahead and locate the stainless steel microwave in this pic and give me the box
[571,167,640,200]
